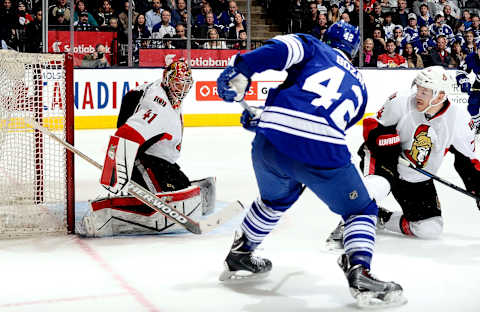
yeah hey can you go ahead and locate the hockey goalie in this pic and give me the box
[82,59,216,237]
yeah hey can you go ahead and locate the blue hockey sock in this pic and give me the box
[343,215,377,270]
[240,198,284,251]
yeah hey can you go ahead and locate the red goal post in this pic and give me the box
[0,51,74,237]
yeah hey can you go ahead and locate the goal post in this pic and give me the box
[0,51,75,237]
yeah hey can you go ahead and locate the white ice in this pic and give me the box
[1,126,480,312]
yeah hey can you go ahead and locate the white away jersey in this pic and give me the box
[123,80,183,164]
[375,90,476,182]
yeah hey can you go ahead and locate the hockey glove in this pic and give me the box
[456,72,471,94]
[100,135,139,195]
[217,66,251,102]
[240,106,263,132]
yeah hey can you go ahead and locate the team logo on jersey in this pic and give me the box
[153,96,167,107]
[405,124,432,168]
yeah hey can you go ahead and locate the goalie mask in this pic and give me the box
[162,60,193,109]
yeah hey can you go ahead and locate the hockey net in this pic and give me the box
[0,50,74,237]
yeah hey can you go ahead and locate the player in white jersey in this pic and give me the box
[81,60,216,237]
[327,66,480,243]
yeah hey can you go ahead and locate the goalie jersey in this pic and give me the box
[238,34,368,168]
[115,79,183,164]
[375,90,477,183]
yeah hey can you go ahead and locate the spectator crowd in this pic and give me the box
[1,0,479,69]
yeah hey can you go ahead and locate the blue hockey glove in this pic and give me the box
[456,73,471,94]
[240,106,263,132]
[217,66,251,102]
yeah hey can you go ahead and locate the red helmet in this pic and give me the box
[162,59,193,109]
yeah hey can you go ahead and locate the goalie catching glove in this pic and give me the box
[100,135,140,195]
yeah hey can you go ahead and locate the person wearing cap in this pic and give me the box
[73,1,98,27]
[48,0,71,24]
[405,12,420,42]
[74,10,98,31]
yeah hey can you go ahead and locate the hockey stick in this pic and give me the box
[398,157,480,201]
[24,118,244,234]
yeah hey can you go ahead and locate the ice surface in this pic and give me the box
[1,126,479,312]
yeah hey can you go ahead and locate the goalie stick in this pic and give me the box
[398,157,480,201]
[25,118,244,234]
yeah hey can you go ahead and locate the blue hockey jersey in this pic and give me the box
[238,34,368,168]
[460,52,480,88]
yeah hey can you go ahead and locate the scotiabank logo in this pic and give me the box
[51,41,111,54]
[196,81,258,101]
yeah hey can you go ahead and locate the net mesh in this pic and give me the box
[0,50,68,237]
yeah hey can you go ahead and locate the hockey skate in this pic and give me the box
[338,253,407,308]
[325,220,344,250]
[219,230,272,282]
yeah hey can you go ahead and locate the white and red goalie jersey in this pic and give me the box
[371,89,477,183]
[116,79,183,164]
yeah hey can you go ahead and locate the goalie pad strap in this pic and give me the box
[91,186,201,216]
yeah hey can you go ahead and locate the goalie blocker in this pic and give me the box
[82,177,216,237]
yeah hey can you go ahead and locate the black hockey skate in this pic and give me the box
[219,231,272,282]
[325,220,344,250]
[377,207,393,230]
[338,253,407,308]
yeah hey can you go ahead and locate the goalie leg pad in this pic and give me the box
[84,186,202,237]
[191,177,216,215]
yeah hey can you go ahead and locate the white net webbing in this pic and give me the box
[0,51,69,237]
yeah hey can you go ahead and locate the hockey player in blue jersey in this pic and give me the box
[456,42,480,135]
[215,21,406,308]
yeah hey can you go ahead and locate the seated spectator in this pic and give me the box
[212,0,229,18]
[340,12,350,24]
[393,0,409,28]
[25,8,42,52]
[96,0,115,30]
[51,9,69,28]
[233,29,247,50]
[197,11,225,38]
[203,28,226,49]
[383,12,396,39]
[404,13,419,42]
[468,14,480,39]
[227,12,245,40]
[449,41,466,68]
[443,5,456,29]
[287,0,305,33]
[219,0,242,29]
[73,1,97,27]
[302,1,318,34]
[133,14,151,51]
[429,35,451,68]
[453,20,466,47]
[417,3,433,28]
[435,0,460,19]
[74,11,98,31]
[340,0,354,14]
[81,43,110,68]
[315,0,327,16]
[145,0,163,32]
[461,10,472,29]
[353,38,377,67]
[160,33,176,49]
[393,25,407,53]
[411,25,436,64]
[173,23,187,49]
[107,17,128,44]
[311,14,328,40]
[328,2,341,24]
[152,9,176,39]
[372,27,386,55]
[14,1,33,51]
[196,2,218,27]
[172,0,187,26]
[463,30,476,54]
[429,14,454,45]
[365,2,384,35]
[377,39,408,68]
[117,0,138,34]
[402,42,424,68]
[49,0,71,25]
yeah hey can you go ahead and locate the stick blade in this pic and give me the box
[199,200,244,233]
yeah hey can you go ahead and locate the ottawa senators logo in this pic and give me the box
[405,124,433,168]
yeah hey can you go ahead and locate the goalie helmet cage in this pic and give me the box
[0,51,75,237]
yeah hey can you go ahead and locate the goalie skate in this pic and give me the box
[338,254,407,308]
[325,220,344,251]
[219,230,272,282]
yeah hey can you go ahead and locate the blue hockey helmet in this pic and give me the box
[325,20,361,59]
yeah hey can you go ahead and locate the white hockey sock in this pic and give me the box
[240,198,283,250]
[343,215,376,269]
